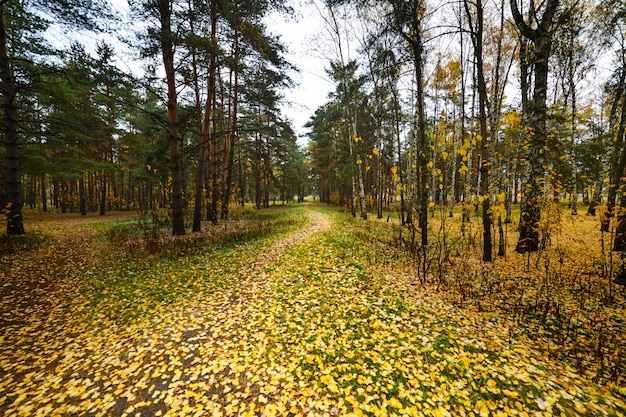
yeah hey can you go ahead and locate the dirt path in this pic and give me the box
[232,207,332,277]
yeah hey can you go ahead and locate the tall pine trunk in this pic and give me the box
[159,0,185,235]
[1,5,24,235]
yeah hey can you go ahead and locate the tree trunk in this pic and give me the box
[40,174,47,213]
[79,176,87,216]
[221,32,240,220]
[601,68,626,232]
[1,5,24,235]
[255,134,262,210]
[510,0,559,253]
[392,89,406,225]
[568,32,578,216]
[99,170,106,216]
[409,31,429,247]
[189,0,205,232]
[159,0,185,235]
[466,0,492,261]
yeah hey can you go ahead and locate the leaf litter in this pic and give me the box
[1,207,624,416]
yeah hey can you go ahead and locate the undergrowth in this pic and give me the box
[337,203,626,387]
[104,205,305,257]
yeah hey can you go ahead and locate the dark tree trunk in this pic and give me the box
[587,179,602,215]
[99,171,106,216]
[1,5,24,235]
[255,134,262,210]
[615,193,626,252]
[189,0,205,232]
[40,174,47,213]
[466,0,492,261]
[79,177,87,216]
[602,68,626,232]
[158,0,185,235]
[221,32,239,220]
[510,0,559,253]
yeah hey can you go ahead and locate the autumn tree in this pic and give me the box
[592,0,626,243]
[355,4,409,220]
[510,0,565,253]
[464,0,493,261]
[385,0,430,246]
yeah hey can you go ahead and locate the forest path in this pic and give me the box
[0,206,329,328]
[230,205,332,279]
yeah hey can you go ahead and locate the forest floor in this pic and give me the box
[0,204,625,417]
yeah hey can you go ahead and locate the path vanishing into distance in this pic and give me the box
[1,205,625,416]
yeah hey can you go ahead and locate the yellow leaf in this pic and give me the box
[388,397,402,409]
[503,389,518,398]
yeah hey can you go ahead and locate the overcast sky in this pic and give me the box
[265,0,336,141]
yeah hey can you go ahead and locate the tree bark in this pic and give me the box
[190,0,205,232]
[221,32,240,220]
[465,0,492,261]
[1,4,24,235]
[158,0,185,235]
[510,0,560,253]
[602,67,626,232]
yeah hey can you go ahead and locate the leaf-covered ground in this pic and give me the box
[1,206,625,416]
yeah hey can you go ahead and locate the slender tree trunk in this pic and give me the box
[392,88,406,225]
[206,0,219,224]
[569,33,578,215]
[471,0,492,261]
[377,144,383,219]
[221,32,240,220]
[348,127,357,217]
[255,133,262,210]
[40,174,47,213]
[409,34,429,247]
[601,67,626,231]
[159,0,185,235]
[79,176,87,216]
[1,5,24,235]
[189,0,205,232]
[99,171,106,216]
